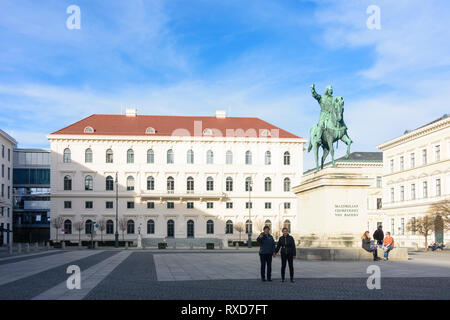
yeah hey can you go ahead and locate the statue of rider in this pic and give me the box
[311,84,335,137]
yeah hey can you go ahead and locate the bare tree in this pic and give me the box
[73,220,84,244]
[234,222,245,241]
[51,216,64,241]
[253,219,265,234]
[429,199,450,231]
[118,217,127,241]
[406,215,434,250]
[97,218,106,242]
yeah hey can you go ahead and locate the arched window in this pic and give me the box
[264,177,272,192]
[265,151,271,165]
[85,175,93,191]
[206,176,214,191]
[226,150,233,164]
[265,219,272,231]
[187,149,194,164]
[127,149,134,163]
[63,148,71,163]
[64,219,72,234]
[245,150,252,165]
[226,177,233,192]
[85,219,93,234]
[283,220,291,233]
[284,152,290,165]
[284,178,291,192]
[187,220,194,238]
[64,175,72,191]
[145,127,155,134]
[106,149,114,163]
[245,177,253,192]
[167,176,174,193]
[85,148,93,163]
[127,220,135,234]
[167,149,174,164]
[147,176,155,191]
[127,176,135,191]
[147,219,155,234]
[106,176,114,191]
[147,149,154,164]
[206,150,214,164]
[167,220,175,238]
[187,177,194,193]
[246,220,253,234]
[84,126,94,133]
[225,220,233,234]
[106,220,114,234]
[206,220,214,234]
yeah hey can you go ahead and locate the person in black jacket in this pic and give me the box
[274,228,296,283]
[373,225,384,246]
[257,226,276,282]
[361,231,378,261]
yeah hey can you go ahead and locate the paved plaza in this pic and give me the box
[0,248,448,300]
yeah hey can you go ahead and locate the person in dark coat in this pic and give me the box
[257,226,276,282]
[362,231,378,261]
[373,225,384,246]
[275,228,296,282]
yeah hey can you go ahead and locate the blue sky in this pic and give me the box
[0,0,449,170]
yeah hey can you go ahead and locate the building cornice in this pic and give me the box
[0,129,17,145]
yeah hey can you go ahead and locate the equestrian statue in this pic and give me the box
[308,84,353,171]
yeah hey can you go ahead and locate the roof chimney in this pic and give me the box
[215,110,226,119]
[125,108,137,117]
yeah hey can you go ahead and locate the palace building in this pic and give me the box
[47,109,306,246]
[377,114,449,247]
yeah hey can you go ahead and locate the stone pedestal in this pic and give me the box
[137,234,142,249]
[293,166,374,248]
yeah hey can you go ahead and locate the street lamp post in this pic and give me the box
[248,180,253,248]
[114,172,119,248]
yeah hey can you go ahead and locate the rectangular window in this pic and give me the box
[7,186,10,199]
[106,201,113,209]
[284,202,291,209]
[7,168,10,180]
[377,198,382,210]
[1,145,4,158]
[64,201,72,209]
[265,202,272,209]
[187,202,194,209]
[411,217,416,235]
[410,153,415,169]
[1,164,3,178]
[422,149,427,165]
[390,159,394,173]
[85,201,93,209]
[246,202,252,209]
[400,156,404,171]
[436,179,441,196]
[147,202,155,209]
[401,218,405,235]
[390,188,394,202]
[376,176,382,188]
[226,202,233,209]
[127,201,135,209]
[207,202,214,209]
[8,149,10,162]
[400,186,405,201]
[435,145,440,161]
[411,184,416,200]
[423,181,428,198]
[391,218,395,235]
[167,202,174,209]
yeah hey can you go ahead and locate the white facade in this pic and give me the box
[0,129,17,245]
[48,112,306,244]
[378,114,450,248]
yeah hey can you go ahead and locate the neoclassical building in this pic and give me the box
[378,114,449,247]
[47,109,306,245]
[0,129,17,245]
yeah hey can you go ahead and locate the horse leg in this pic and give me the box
[314,144,320,171]
[321,147,329,169]
[342,133,353,159]
[327,136,337,168]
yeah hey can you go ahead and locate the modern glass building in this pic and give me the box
[13,148,51,242]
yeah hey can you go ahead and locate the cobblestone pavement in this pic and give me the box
[0,249,448,300]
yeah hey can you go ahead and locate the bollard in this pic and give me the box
[26,243,30,253]
[173,243,176,250]
[8,244,13,255]
[34,242,39,251]
[95,241,98,249]
[235,243,239,250]
[62,242,66,250]
[18,243,22,254]
[78,242,82,249]
[219,242,223,250]
[190,243,194,250]
[46,242,50,250]
[125,241,128,250]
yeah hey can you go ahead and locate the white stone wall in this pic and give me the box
[0,130,15,245]
[49,135,304,242]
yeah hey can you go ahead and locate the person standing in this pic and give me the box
[373,225,384,246]
[382,232,395,260]
[257,226,276,282]
[361,231,378,261]
[275,228,297,283]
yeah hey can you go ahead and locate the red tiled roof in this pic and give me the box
[49,114,302,139]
